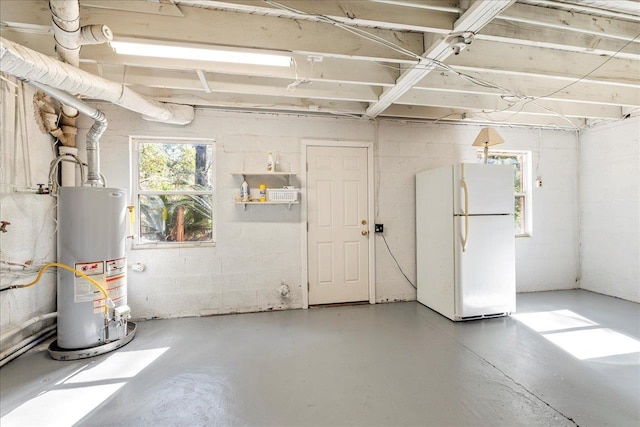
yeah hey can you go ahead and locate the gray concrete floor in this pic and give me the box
[0,290,639,427]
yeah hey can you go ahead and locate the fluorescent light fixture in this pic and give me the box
[110,40,291,67]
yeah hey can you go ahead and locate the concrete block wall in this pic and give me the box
[0,87,586,342]
[81,106,375,319]
[579,117,640,302]
[374,121,580,301]
[74,105,580,319]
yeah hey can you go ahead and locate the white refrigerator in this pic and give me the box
[416,163,516,321]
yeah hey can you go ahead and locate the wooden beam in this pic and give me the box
[395,89,624,119]
[116,88,368,115]
[374,0,640,42]
[518,0,640,22]
[448,40,639,86]
[478,20,640,61]
[381,104,586,128]
[82,43,401,87]
[414,70,640,108]
[0,29,56,56]
[2,1,424,61]
[174,0,456,33]
[82,0,185,17]
[0,1,51,28]
[500,3,640,43]
[364,0,516,118]
[79,4,424,63]
[92,66,382,102]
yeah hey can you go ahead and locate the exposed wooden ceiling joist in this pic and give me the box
[381,104,587,128]
[0,0,638,129]
[364,0,517,118]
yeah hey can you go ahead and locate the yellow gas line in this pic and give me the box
[6,262,110,315]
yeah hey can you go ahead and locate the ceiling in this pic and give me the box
[1,0,639,129]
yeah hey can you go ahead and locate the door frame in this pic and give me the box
[301,139,376,309]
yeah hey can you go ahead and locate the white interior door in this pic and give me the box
[307,146,369,305]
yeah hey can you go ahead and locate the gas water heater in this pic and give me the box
[49,186,136,360]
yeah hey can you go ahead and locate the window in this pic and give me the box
[131,138,215,246]
[477,150,532,236]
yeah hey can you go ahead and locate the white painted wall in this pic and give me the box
[0,81,57,352]
[579,117,640,302]
[0,86,584,341]
[375,121,580,301]
[73,105,579,319]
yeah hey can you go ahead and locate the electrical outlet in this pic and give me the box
[131,263,146,272]
[375,224,384,233]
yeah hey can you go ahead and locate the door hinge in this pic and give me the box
[306,222,309,232]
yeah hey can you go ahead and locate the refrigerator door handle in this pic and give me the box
[461,177,469,252]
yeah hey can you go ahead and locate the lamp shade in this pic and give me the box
[472,127,504,147]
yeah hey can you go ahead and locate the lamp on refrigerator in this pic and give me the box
[472,127,504,164]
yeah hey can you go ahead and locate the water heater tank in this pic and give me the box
[57,187,129,350]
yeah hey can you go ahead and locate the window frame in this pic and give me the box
[130,136,216,249]
[476,149,533,238]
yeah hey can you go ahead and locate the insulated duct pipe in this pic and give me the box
[48,0,119,147]
[0,37,194,125]
[49,0,81,146]
[26,79,107,185]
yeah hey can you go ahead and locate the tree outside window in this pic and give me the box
[132,138,215,246]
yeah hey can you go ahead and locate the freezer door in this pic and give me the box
[454,215,516,319]
[453,164,514,215]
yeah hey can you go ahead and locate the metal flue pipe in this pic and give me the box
[25,80,107,186]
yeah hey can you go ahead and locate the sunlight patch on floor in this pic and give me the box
[544,328,640,360]
[1,347,169,427]
[512,309,597,332]
[514,310,640,360]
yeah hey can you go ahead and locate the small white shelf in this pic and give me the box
[234,200,299,210]
[231,172,295,176]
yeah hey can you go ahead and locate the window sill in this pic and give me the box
[132,242,216,250]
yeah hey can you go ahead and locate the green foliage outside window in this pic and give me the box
[136,141,214,244]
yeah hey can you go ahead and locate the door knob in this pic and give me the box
[361,229,369,236]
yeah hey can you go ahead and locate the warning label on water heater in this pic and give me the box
[74,258,127,313]
[74,261,106,311]
[105,257,127,308]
